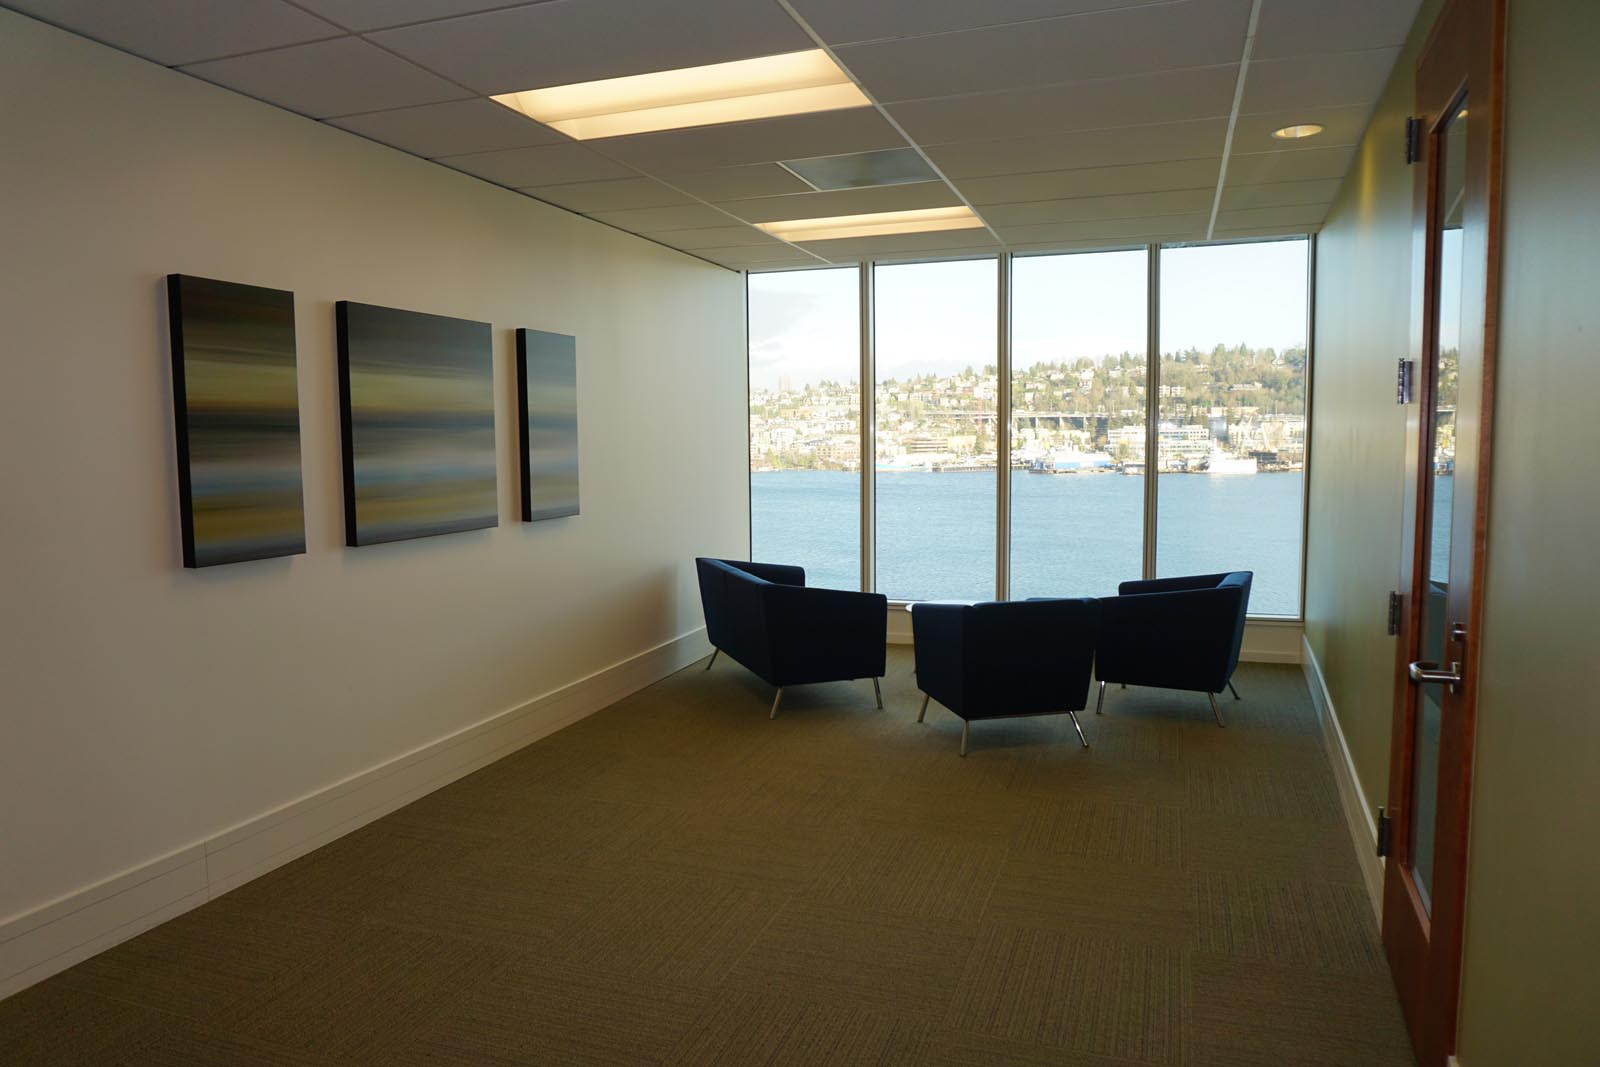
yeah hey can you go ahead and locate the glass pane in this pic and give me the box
[1156,239,1310,616]
[748,268,860,590]
[1411,99,1469,913]
[1010,250,1148,599]
[874,259,999,601]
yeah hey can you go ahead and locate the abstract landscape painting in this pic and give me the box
[516,329,579,522]
[167,274,305,568]
[336,302,497,546]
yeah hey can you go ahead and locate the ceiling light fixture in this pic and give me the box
[1271,124,1325,140]
[491,50,870,140]
[755,206,985,243]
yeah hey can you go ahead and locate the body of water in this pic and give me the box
[751,469,1307,616]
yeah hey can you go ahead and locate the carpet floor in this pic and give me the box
[1,651,1417,1065]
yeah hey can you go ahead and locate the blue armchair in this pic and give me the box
[695,558,888,717]
[1093,571,1253,727]
[911,598,1101,756]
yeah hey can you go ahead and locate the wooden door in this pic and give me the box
[1384,0,1504,1064]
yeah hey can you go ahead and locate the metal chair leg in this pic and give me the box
[770,688,784,719]
[872,677,883,709]
[1068,710,1090,749]
[1095,680,1107,715]
[959,720,969,757]
[1208,691,1226,728]
[1228,680,1241,701]
[917,694,930,723]
[704,648,719,671]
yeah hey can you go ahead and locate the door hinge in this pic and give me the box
[1396,358,1415,404]
[1377,806,1391,857]
[1404,116,1424,164]
[1387,591,1403,635]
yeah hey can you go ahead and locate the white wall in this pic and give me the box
[0,8,746,942]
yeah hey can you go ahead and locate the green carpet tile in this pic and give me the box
[0,651,1417,1065]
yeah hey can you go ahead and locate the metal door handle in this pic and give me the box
[1408,660,1462,692]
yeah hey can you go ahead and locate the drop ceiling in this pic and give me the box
[6,0,1421,271]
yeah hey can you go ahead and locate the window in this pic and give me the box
[1156,239,1309,616]
[1010,250,1148,599]
[873,259,997,601]
[745,237,1313,618]
[747,268,860,590]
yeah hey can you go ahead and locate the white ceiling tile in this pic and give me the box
[368,0,812,94]
[837,242,1005,265]
[439,142,637,186]
[519,177,695,213]
[4,0,342,65]
[1243,48,1400,114]
[1210,223,1321,239]
[291,0,543,32]
[696,246,827,268]
[329,98,566,156]
[798,229,1000,259]
[1213,205,1329,230]
[651,227,790,250]
[658,165,814,202]
[790,0,1166,45]
[956,157,1222,204]
[889,65,1237,146]
[982,188,1215,226]
[1231,106,1374,152]
[588,203,744,233]
[927,119,1228,180]
[1220,178,1341,210]
[717,182,961,224]
[180,37,468,119]
[1007,230,1206,254]
[1224,143,1357,185]
[995,213,1211,244]
[1253,0,1423,60]
[835,0,1253,102]
[591,108,905,173]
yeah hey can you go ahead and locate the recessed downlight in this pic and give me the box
[1271,124,1325,140]
[755,206,984,243]
[491,50,870,140]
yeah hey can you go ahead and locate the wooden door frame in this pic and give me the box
[1384,0,1506,1063]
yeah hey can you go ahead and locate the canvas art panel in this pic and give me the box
[336,302,497,545]
[167,274,306,568]
[516,328,579,522]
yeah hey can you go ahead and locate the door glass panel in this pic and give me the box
[1410,98,1468,913]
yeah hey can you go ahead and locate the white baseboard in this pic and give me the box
[0,627,711,1001]
[1301,634,1385,921]
[889,611,1302,663]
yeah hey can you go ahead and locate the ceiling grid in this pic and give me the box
[3,0,1422,270]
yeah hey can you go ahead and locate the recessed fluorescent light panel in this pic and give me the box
[756,206,984,243]
[1271,123,1325,140]
[781,148,939,191]
[491,50,870,140]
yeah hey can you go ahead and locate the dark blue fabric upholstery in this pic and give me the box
[912,599,1100,721]
[1094,571,1253,694]
[695,558,887,687]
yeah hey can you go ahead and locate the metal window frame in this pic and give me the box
[745,234,1315,621]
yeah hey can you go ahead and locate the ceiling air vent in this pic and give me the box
[779,148,938,191]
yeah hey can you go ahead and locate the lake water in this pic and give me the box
[751,469,1307,616]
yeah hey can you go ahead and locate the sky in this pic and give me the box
[747,238,1311,392]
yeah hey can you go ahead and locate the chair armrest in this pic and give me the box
[910,603,969,711]
[1097,586,1243,691]
[764,585,887,685]
[726,559,806,586]
[1117,572,1229,596]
